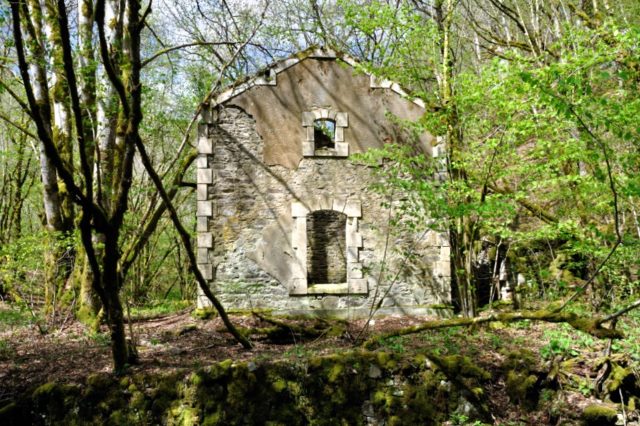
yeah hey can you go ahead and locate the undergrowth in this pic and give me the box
[129,299,191,318]
[0,304,34,332]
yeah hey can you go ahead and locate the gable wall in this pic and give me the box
[196,58,450,317]
[229,58,433,169]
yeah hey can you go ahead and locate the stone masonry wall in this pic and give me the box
[196,106,451,317]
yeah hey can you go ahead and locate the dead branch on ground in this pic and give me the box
[363,309,627,349]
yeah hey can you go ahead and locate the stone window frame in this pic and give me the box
[290,197,367,296]
[301,108,349,157]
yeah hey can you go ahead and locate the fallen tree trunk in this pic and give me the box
[250,311,347,343]
[363,309,624,349]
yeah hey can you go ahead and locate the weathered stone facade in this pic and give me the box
[196,48,451,317]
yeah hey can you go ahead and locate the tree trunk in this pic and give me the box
[103,231,128,372]
[75,0,101,323]
[20,0,73,316]
[43,0,77,313]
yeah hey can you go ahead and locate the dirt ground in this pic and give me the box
[1,302,639,425]
[0,307,421,402]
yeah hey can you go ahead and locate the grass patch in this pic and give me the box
[0,339,15,360]
[614,314,640,361]
[129,300,191,319]
[0,303,33,331]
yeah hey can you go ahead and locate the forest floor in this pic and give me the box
[1,300,639,425]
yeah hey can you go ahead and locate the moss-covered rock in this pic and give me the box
[428,354,491,381]
[506,370,540,409]
[501,348,538,373]
[1,349,493,425]
[605,363,636,396]
[31,382,80,419]
[500,348,545,410]
[0,402,18,422]
[193,307,218,320]
[581,403,617,426]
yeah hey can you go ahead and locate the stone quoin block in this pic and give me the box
[349,278,368,294]
[348,264,364,279]
[197,134,213,155]
[306,126,315,142]
[197,184,208,201]
[347,245,359,263]
[289,278,307,295]
[198,263,213,280]
[197,233,213,248]
[197,168,213,185]
[302,141,315,157]
[344,201,362,217]
[335,112,348,127]
[196,217,208,232]
[196,201,212,217]
[197,248,209,264]
[291,202,310,218]
[335,142,349,157]
[196,155,208,168]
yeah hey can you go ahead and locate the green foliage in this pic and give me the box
[539,324,596,360]
[378,336,406,353]
[613,314,640,361]
[87,331,111,347]
[449,412,490,426]
[284,344,311,359]
[540,336,577,360]
[347,2,640,311]
[0,305,32,330]
[0,232,48,300]
[0,339,15,360]
[129,299,191,318]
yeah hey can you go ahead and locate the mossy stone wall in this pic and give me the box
[0,351,490,425]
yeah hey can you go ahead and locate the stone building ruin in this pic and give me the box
[195,47,451,317]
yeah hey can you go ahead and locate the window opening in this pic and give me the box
[313,119,336,151]
[306,210,346,284]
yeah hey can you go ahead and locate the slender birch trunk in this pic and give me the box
[42,0,76,313]
[76,0,102,324]
[21,0,74,316]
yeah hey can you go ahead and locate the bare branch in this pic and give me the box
[141,41,239,68]
[600,299,640,324]
[557,105,622,311]
[133,135,251,349]
[0,112,36,140]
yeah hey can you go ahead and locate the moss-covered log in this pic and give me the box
[244,311,348,343]
[363,309,623,349]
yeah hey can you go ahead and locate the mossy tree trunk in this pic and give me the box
[9,0,142,372]
[16,0,76,317]
[9,0,258,371]
[74,0,101,324]
[433,0,478,316]
[44,0,77,316]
